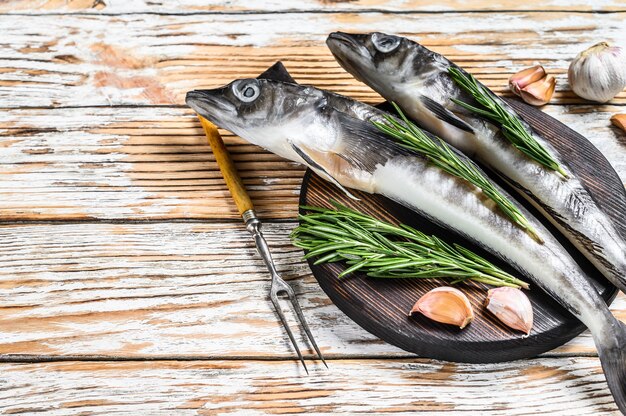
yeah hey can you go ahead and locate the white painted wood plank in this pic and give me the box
[1,0,625,14]
[0,221,623,357]
[0,358,619,415]
[0,12,624,108]
[0,221,399,357]
[0,5,623,415]
[0,106,304,220]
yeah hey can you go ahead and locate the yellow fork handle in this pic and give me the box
[198,115,254,216]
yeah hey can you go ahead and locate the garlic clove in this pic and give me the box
[568,42,626,103]
[519,75,556,106]
[409,287,474,329]
[509,65,547,96]
[484,287,533,335]
[611,114,626,133]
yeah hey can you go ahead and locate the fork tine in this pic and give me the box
[270,290,309,374]
[284,286,328,369]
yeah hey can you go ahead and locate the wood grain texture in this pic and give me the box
[0,105,623,221]
[0,106,304,220]
[0,221,624,358]
[0,13,625,109]
[0,221,386,357]
[2,0,625,13]
[0,358,620,415]
[1,3,625,414]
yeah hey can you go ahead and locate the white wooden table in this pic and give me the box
[1,1,625,414]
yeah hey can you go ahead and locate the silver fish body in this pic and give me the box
[326,31,626,298]
[186,79,626,414]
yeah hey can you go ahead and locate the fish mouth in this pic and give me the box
[326,32,369,58]
[185,88,237,123]
[327,32,363,50]
[326,32,371,81]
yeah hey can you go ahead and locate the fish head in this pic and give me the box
[327,32,453,102]
[186,79,338,160]
[186,78,307,133]
[326,32,417,88]
[327,31,480,152]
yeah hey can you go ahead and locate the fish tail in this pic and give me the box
[597,320,626,414]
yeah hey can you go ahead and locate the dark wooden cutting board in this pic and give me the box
[261,62,626,363]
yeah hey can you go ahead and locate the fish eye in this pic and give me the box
[371,33,400,53]
[233,80,260,103]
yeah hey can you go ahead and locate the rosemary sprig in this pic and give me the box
[291,202,529,289]
[447,67,568,178]
[372,103,542,243]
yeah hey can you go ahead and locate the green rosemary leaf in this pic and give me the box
[313,251,344,265]
[292,203,529,289]
[447,67,568,178]
[372,103,542,243]
[338,259,371,278]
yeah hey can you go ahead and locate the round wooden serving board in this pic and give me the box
[299,99,626,363]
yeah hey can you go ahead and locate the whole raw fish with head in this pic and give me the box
[326,31,626,300]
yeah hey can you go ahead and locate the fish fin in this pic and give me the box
[596,320,626,414]
[289,141,360,200]
[419,95,474,134]
[332,110,414,172]
[257,62,296,84]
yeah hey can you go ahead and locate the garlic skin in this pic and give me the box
[409,287,474,329]
[484,287,533,335]
[611,114,626,133]
[509,65,546,96]
[508,65,555,106]
[568,42,626,103]
[519,75,556,106]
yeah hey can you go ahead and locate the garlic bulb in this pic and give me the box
[484,287,533,335]
[568,42,626,103]
[409,287,474,329]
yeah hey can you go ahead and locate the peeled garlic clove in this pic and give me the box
[484,287,533,335]
[611,114,626,133]
[509,65,547,96]
[519,75,556,106]
[410,287,474,329]
[568,42,626,103]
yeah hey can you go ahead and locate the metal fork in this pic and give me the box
[197,115,327,373]
[245,210,328,373]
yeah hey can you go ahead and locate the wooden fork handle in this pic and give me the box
[198,115,254,216]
